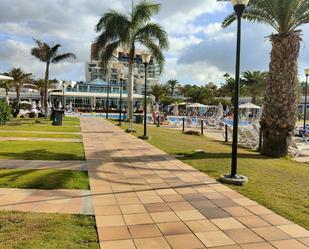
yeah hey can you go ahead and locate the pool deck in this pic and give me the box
[81,118,309,249]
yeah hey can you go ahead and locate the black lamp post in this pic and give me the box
[220,0,249,186]
[106,77,110,119]
[139,52,151,140]
[303,69,309,130]
[118,74,124,126]
[62,84,65,110]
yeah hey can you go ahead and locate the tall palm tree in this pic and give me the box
[5,68,32,108]
[223,0,309,157]
[30,79,56,109]
[149,84,167,104]
[241,71,267,104]
[166,79,179,98]
[31,40,76,117]
[0,79,13,104]
[93,0,169,129]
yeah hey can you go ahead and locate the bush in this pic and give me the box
[184,130,200,136]
[0,100,11,125]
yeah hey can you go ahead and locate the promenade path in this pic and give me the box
[81,118,309,249]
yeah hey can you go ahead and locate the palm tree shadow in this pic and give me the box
[0,149,84,161]
[178,151,270,160]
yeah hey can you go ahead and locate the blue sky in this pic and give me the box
[0,0,308,85]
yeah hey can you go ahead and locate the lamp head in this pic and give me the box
[305,69,309,77]
[141,52,151,65]
[231,0,249,6]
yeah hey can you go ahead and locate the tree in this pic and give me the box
[30,79,56,109]
[4,68,32,108]
[93,0,169,129]
[166,79,179,98]
[31,40,76,117]
[0,79,13,104]
[149,84,167,104]
[241,71,267,104]
[223,0,309,157]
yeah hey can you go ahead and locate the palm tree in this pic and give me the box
[241,71,267,104]
[30,79,56,109]
[223,0,309,157]
[0,79,13,104]
[31,40,76,117]
[93,0,169,129]
[149,84,167,104]
[5,68,32,108]
[166,79,179,98]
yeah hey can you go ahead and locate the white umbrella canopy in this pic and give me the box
[186,103,208,108]
[0,75,13,81]
[239,103,261,109]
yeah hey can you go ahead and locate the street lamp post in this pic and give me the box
[139,52,151,140]
[106,77,110,119]
[62,82,65,110]
[220,0,249,186]
[303,69,309,130]
[118,74,124,126]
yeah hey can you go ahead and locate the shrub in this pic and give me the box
[184,130,200,136]
[0,100,11,125]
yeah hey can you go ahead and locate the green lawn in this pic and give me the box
[0,141,85,160]
[0,169,89,189]
[0,131,81,139]
[0,117,80,132]
[112,121,309,230]
[0,211,98,249]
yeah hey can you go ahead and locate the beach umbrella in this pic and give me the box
[239,103,261,109]
[186,103,208,108]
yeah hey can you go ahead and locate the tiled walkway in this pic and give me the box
[81,118,309,249]
[0,188,93,215]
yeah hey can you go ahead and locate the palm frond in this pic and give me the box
[51,44,61,53]
[99,41,121,72]
[142,38,165,74]
[135,23,169,50]
[131,1,160,28]
[51,53,76,63]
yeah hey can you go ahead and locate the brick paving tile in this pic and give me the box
[240,242,276,249]
[252,226,291,241]
[298,237,309,247]
[134,237,171,249]
[185,219,219,233]
[165,234,205,249]
[225,228,264,244]
[158,221,191,236]
[128,224,162,238]
[150,211,180,223]
[97,226,131,241]
[80,118,309,249]
[211,217,246,230]
[236,215,271,228]
[100,239,136,249]
[270,239,309,249]
[167,201,195,211]
[195,231,236,247]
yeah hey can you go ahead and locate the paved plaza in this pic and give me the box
[81,118,309,249]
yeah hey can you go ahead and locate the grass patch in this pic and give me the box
[0,117,80,133]
[0,141,85,160]
[0,169,89,189]
[0,131,81,139]
[112,121,309,230]
[0,211,98,249]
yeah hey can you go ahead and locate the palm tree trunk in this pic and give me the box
[16,85,21,107]
[40,88,44,110]
[44,62,50,117]
[252,95,256,104]
[127,44,135,130]
[5,88,9,104]
[260,31,301,157]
